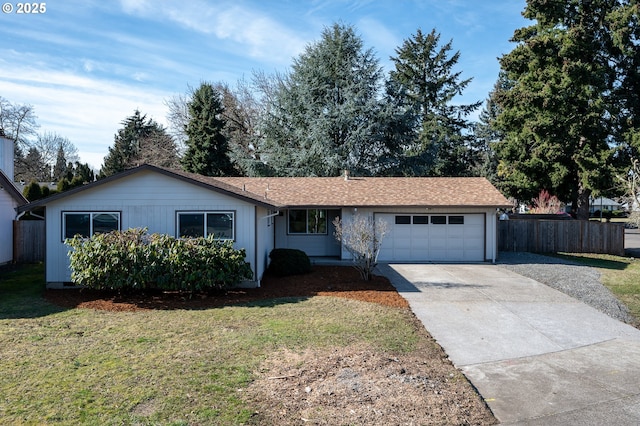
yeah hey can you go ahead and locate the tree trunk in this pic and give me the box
[575,186,591,220]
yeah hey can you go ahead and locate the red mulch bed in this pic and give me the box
[44,266,409,312]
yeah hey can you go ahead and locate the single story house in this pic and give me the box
[16,164,511,288]
[589,197,623,213]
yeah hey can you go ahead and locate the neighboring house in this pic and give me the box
[589,197,622,213]
[0,136,28,264]
[17,164,511,288]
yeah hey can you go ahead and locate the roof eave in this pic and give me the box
[16,164,282,213]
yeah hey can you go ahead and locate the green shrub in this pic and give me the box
[66,228,253,292]
[267,248,312,276]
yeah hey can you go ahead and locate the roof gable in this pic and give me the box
[0,169,28,206]
[16,165,280,213]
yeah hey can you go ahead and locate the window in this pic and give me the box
[395,215,411,225]
[177,211,234,240]
[63,212,120,240]
[448,216,465,225]
[288,209,327,234]
[431,216,447,225]
[412,216,429,225]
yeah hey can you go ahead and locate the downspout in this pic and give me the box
[492,210,497,264]
[254,206,259,287]
[261,210,280,220]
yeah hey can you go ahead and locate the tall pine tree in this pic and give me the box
[100,110,176,178]
[389,29,481,176]
[259,23,393,177]
[494,0,625,219]
[181,83,235,177]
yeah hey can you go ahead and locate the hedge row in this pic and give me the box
[66,228,253,292]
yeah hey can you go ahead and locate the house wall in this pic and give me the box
[255,205,276,284]
[44,170,261,287]
[0,189,18,264]
[274,209,341,257]
[340,207,499,262]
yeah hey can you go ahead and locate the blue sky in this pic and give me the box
[0,0,528,170]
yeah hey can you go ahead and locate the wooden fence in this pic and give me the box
[13,220,45,263]
[498,219,625,256]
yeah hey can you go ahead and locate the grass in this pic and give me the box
[555,252,640,323]
[0,264,423,425]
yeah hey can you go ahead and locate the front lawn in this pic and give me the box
[0,264,494,425]
[555,253,640,324]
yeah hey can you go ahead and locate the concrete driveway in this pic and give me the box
[379,263,640,425]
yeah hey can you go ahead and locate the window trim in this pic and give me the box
[176,210,236,240]
[62,211,121,241]
[287,209,328,235]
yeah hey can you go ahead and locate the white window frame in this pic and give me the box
[176,211,235,240]
[62,211,121,241]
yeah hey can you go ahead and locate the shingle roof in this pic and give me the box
[216,176,511,208]
[17,165,512,212]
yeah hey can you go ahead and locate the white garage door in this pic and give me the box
[377,214,485,262]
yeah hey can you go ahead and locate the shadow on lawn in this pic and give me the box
[0,263,69,319]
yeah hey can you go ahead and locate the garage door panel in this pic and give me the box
[377,213,485,262]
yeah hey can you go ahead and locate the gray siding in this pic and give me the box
[45,169,260,286]
[0,190,18,264]
[274,209,341,257]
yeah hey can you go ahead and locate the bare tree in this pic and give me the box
[333,214,389,281]
[32,132,79,169]
[165,89,191,152]
[0,96,39,148]
[617,158,640,227]
[128,128,181,169]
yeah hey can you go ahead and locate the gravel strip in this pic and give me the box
[497,252,634,324]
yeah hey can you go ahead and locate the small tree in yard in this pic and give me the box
[529,189,564,214]
[617,158,640,228]
[333,215,389,281]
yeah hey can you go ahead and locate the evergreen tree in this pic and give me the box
[389,29,481,176]
[494,0,626,219]
[23,181,42,201]
[471,72,511,183]
[259,23,393,176]
[100,110,174,178]
[52,143,68,181]
[22,147,49,182]
[609,0,640,156]
[182,83,235,176]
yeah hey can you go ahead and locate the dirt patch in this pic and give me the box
[44,265,496,425]
[247,342,496,425]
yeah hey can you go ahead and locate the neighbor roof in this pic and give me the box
[17,164,511,212]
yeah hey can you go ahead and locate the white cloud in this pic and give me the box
[118,0,307,66]
[0,58,170,170]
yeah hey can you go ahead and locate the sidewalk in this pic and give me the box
[379,263,640,425]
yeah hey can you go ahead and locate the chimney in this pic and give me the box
[0,135,14,181]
